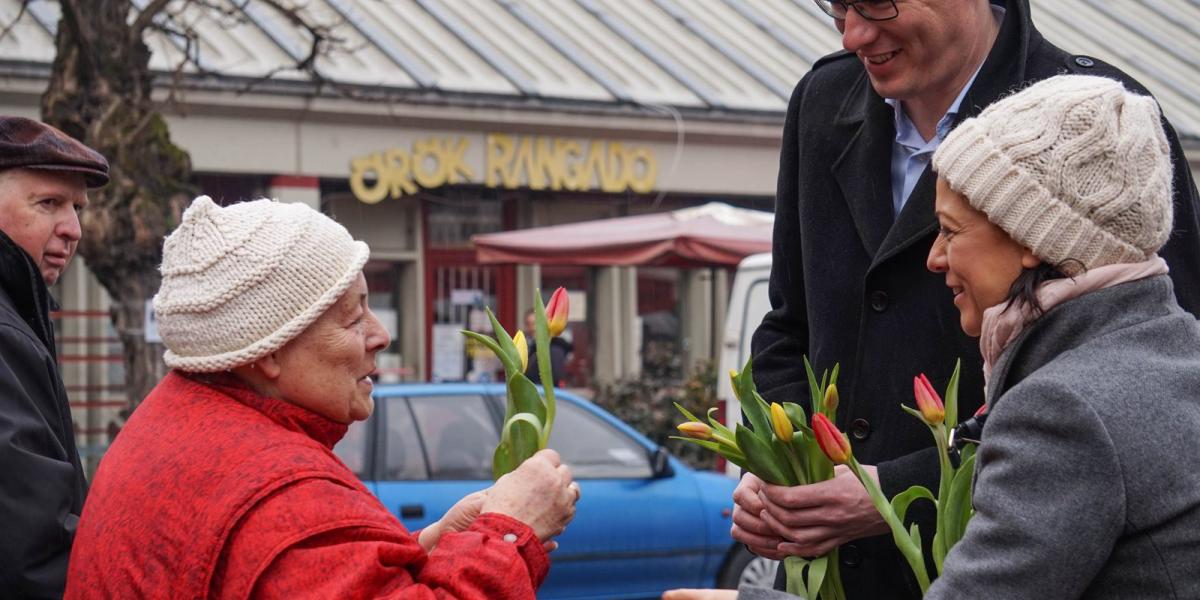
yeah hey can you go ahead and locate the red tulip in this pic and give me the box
[546,287,569,337]
[811,413,851,465]
[913,373,946,426]
[973,402,988,418]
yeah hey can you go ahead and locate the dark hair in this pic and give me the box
[1002,259,1081,316]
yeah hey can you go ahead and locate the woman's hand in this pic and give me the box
[418,490,486,551]
[481,448,580,542]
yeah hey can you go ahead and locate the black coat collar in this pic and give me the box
[0,227,59,356]
[830,0,1041,264]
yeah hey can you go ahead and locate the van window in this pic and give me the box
[739,279,771,365]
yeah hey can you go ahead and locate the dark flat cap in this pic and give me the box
[0,116,109,188]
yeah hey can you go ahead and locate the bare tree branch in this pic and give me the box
[0,0,32,44]
[130,0,173,38]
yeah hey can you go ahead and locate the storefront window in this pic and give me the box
[638,267,681,380]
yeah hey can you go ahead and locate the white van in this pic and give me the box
[717,252,773,478]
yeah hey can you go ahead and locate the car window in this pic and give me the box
[549,400,653,479]
[409,394,498,480]
[382,397,428,481]
[334,419,370,479]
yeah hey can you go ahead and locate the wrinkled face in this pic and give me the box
[272,274,391,423]
[0,169,88,285]
[835,0,993,106]
[926,178,1038,337]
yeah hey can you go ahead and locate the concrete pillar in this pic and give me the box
[593,266,639,384]
[680,269,714,374]
[268,175,320,210]
[711,268,729,361]
[516,264,541,322]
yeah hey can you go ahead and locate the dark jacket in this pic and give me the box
[929,276,1200,598]
[525,337,573,387]
[753,1,1200,597]
[0,230,88,599]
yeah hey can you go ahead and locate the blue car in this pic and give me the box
[332,383,774,598]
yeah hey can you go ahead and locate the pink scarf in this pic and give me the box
[979,256,1169,389]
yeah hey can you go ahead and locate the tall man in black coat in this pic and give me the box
[0,117,108,598]
[731,1,1200,598]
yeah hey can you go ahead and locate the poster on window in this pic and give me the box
[431,323,466,382]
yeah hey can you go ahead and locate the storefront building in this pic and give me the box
[0,0,1197,465]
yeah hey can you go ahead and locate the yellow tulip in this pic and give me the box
[770,402,793,442]
[513,330,528,372]
[677,421,713,440]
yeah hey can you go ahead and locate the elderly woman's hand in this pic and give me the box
[481,448,579,542]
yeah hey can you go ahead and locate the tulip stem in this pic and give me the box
[534,289,556,447]
[848,458,930,594]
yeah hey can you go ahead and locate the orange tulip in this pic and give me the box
[546,287,569,337]
[677,421,713,440]
[913,373,946,426]
[812,413,851,465]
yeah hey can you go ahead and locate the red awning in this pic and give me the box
[473,203,773,268]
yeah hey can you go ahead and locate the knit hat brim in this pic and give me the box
[932,118,1151,276]
[162,240,369,372]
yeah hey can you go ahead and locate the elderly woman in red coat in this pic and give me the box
[65,196,579,599]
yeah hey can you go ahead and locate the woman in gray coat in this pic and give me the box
[666,74,1200,600]
[920,74,1200,598]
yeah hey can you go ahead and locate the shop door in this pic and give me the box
[425,252,514,382]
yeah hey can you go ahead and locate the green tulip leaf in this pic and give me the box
[782,557,809,597]
[805,554,829,600]
[783,402,807,430]
[492,440,515,480]
[890,485,936,524]
[461,330,516,375]
[507,373,547,424]
[485,307,521,377]
[803,356,822,415]
[945,359,962,428]
[933,530,946,575]
[674,401,703,423]
[502,412,544,469]
[737,424,793,486]
[945,453,977,548]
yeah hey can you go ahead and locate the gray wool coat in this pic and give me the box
[927,275,1200,599]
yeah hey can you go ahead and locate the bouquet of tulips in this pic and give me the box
[460,287,569,479]
[674,358,846,600]
[813,360,980,595]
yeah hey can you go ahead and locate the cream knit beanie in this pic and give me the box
[932,74,1173,275]
[153,196,369,372]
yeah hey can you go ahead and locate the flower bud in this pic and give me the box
[514,330,529,372]
[677,421,713,440]
[546,287,570,337]
[823,383,840,414]
[811,413,851,465]
[770,402,793,442]
[913,373,945,426]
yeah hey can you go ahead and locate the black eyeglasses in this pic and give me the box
[814,0,900,21]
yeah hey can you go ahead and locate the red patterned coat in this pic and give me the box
[66,371,548,599]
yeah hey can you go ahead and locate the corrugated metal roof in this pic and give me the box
[0,0,1196,138]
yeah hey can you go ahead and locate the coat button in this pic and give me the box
[1074,56,1095,68]
[850,418,871,440]
[841,544,862,567]
[869,291,889,313]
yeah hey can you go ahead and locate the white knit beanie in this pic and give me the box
[932,74,1173,275]
[153,196,369,372]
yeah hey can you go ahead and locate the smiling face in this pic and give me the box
[268,273,391,423]
[836,0,997,112]
[0,168,88,286]
[926,178,1039,337]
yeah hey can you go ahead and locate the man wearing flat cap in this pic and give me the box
[0,116,108,598]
